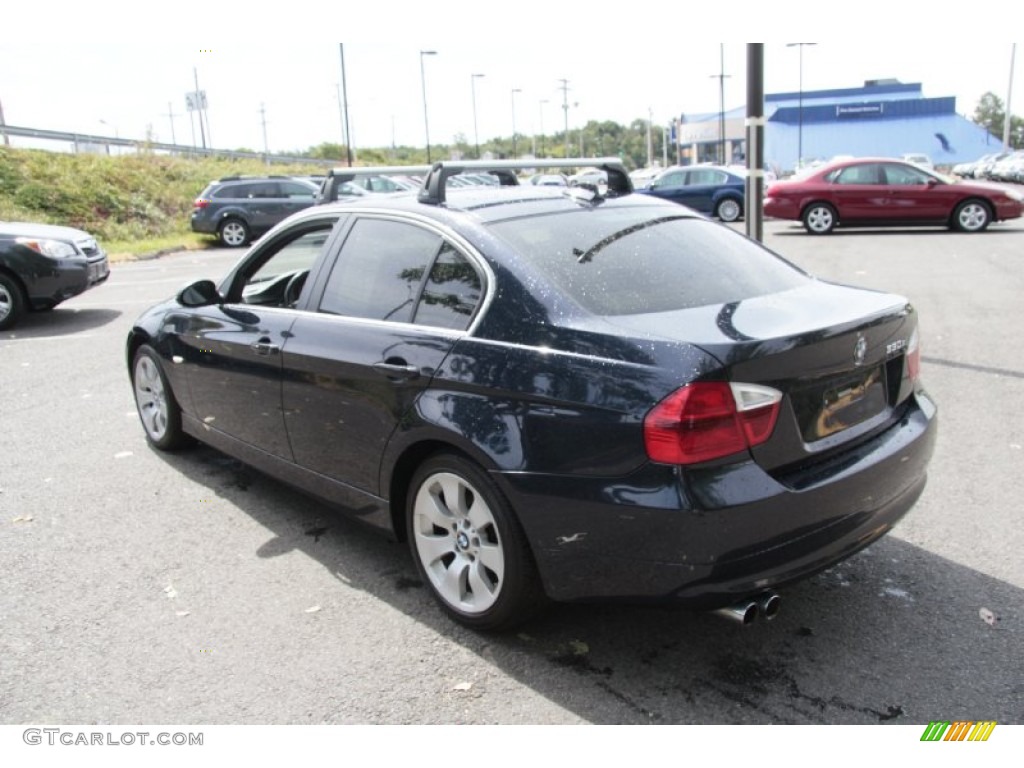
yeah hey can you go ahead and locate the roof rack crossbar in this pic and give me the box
[418,158,632,205]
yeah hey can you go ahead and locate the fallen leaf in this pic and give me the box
[176,611,190,617]
[164,585,178,599]
[979,607,997,626]
[453,681,473,691]
[304,605,321,613]
[569,640,589,656]
[13,515,34,523]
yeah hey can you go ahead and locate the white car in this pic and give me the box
[902,154,934,170]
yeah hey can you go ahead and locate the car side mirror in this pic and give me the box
[926,177,939,186]
[177,279,222,307]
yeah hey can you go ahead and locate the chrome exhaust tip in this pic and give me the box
[712,600,759,626]
[755,591,781,621]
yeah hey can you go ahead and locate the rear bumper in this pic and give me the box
[497,390,937,606]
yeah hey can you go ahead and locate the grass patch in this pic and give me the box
[105,233,215,262]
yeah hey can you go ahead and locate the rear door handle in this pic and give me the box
[373,361,420,381]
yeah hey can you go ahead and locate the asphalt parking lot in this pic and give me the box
[2,218,1022,725]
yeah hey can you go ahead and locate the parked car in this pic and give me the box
[972,152,1012,180]
[628,166,664,189]
[568,168,608,187]
[634,165,746,221]
[0,222,109,330]
[764,157,1024,234]
[901,153,934,170]
[527,173,569,186]
[128,159,937,631]
[989,150,1024,183]
[190,176,320,247]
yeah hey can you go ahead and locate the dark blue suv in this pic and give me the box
[190,176,319,247]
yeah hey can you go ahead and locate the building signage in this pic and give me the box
[836,102,884,117]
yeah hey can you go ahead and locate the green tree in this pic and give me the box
[973,92,1024,148]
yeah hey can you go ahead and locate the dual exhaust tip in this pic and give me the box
[712,591,781,626]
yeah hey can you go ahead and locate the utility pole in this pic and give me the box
[259,103,269,163]
[193,67,207,150]
[646,107,653,167]
[164,101,178,146]
[0,97,9,146]
[558,79,569,158]
[1004,43,1017,152]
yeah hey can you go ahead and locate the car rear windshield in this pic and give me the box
[489,208,808,315]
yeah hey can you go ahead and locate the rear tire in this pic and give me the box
[803,202,837,234]
[407,454,545,631]
[715,197,742,222]
[218,218,250,247]
[0,273,27,331]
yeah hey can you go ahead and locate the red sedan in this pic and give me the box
[764,157,1024,234]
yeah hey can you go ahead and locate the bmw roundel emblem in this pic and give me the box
[854,335,867,366]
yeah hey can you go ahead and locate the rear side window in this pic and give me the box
[412,245,482,330]
[490,208,808,315]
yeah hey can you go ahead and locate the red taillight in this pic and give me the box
[644,382,782,465]
[907,327,920,383]
[193,198,209,209]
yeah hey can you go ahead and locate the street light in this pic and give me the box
[787,43,817,169]
[471,73,485,159]
[538,99,548,157]
[420,50,438,163]
[511,88,522,158]
[708,44,730,165]
[99,119,119,156]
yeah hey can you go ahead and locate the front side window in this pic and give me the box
[319,218,442,323]
[235,223,337,306]
[835,164,884,185]
[883,164,932,185]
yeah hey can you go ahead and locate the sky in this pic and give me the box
[2,4,1022,157]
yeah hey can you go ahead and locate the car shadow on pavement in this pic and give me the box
[771,226,1024,238]
[153,444,1023,725]
[1,307,122,338]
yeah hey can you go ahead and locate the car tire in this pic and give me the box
[0,272,27,331]
[802,202,837,234]
[406,453,545,631]
[132,344,191,451]
[218,218,250,248]
[951,199,992,233]
[715,197,743,223]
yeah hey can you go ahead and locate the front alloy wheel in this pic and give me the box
[952,200,991,232]
[132,345,188,450]
[407,455,543,631]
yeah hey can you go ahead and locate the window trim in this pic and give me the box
[304,211,495,336]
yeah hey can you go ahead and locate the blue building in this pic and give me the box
[676,80,1001,173]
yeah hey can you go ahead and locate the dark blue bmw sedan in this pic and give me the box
[634,164,747,222]
[126,159,937,631]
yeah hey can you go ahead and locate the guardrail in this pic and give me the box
[0,124,337,167]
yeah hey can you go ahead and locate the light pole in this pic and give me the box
[787,43,816,169]
[99,119,118,155]
[471,73,485,159]
[420,50,438,163]
[538,99,548,157]
[708,44,730,164]
[511,88,522,158]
